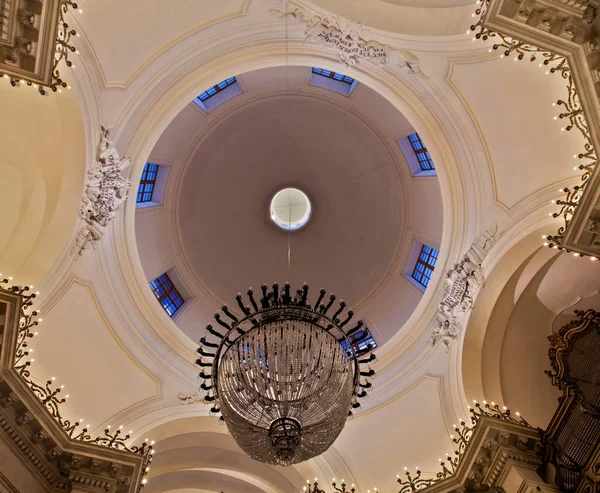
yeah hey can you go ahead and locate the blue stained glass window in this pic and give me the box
[312,67,355,85]
[408,133,435,171]
[137,163,159,203]
[150,273,184,317]
[339,328,377,359]
[197,76,237,102]
[412,244,439,289]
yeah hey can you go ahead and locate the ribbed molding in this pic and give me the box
[35,18,491,443]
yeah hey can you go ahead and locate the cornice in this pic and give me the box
[0,290,150,493]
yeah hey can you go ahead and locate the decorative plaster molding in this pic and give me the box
[0,0,79,93]
[472,0,600,257]
[268,1,389,67]
[0,284,152,493]
[431,226,501,350]
[177,391,203,405]
[73,126,131,256]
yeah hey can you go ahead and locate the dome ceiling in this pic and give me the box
[136,66,443,347]
[178,96,402,310]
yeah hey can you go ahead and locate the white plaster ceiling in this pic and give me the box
[449,57,585,211]
[380,0,474,6]
[136,66,443,347]
[8,0,595,489]
[72,0,247,84]
[304,0,476,35]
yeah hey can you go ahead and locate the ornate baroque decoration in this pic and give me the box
[431,226,501,349]
[269,0,388,67]
[470,0,600,257]
[543,309,600,493]
[0,0,78,94]
[196,283,376,466]
[73,126,132,256]
[300,403,542,493]
[394,403,540,493]
[0,279,153,492]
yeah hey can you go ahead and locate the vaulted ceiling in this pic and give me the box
[0,0,594,491]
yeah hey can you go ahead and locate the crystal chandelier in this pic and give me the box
[196,283,376,466]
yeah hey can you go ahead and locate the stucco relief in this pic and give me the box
[269,1,388,67]
[72,126,131,256]
[431,226,501,350]
[178,391,203,404]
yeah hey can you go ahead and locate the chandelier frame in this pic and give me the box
[195,283,376,465]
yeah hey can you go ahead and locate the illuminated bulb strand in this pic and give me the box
[302,479,367,493]
[468,0,598,256]
[0,0,80,95]
[0,278,153,491]
[396,401,529,493]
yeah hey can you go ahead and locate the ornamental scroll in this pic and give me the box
[72,126,131,256]
[431,226,501,350]
[269,0,389,67]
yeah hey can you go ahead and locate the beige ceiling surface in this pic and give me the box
[450,57,584,211]
[380,0,474,7]
[137,66,443,345]
[74,0,247,84]
[178,95,403,310]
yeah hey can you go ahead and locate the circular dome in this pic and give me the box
[178,95,404,312]
[269,188,312,231]
[136,66,444,346]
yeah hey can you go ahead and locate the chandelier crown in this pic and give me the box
[196,283,376,466]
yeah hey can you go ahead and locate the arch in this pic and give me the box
[100,38,478,406]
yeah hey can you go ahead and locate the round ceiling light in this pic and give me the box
[269,188,312,231]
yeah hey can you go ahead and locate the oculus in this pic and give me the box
[269,188,312,231]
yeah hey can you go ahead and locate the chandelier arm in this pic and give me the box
[301,284,309,305]
[197,348,215,358]
[221,305,239,323]
[247,288,259,312]
[235,294,251,316]
[320,294,336,314]
[332,301,346,322]
[345,320,364,337]
[283,282,292,304]
[315,288,326,309]
[214,314,232,331]
[200,336,219,348]
[206,324,225,340]
[261,284,270,308]
[338,311,354,328]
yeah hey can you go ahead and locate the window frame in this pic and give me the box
[136,163,159,204]
[309,67,358,97]
[340,328,377,359]
[311,67,355,85]
[196,76,237,102]
[149,273,185,317]
[411,244,439,289]
[408,132,435,172]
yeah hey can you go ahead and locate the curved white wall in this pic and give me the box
[0,81,85,285]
